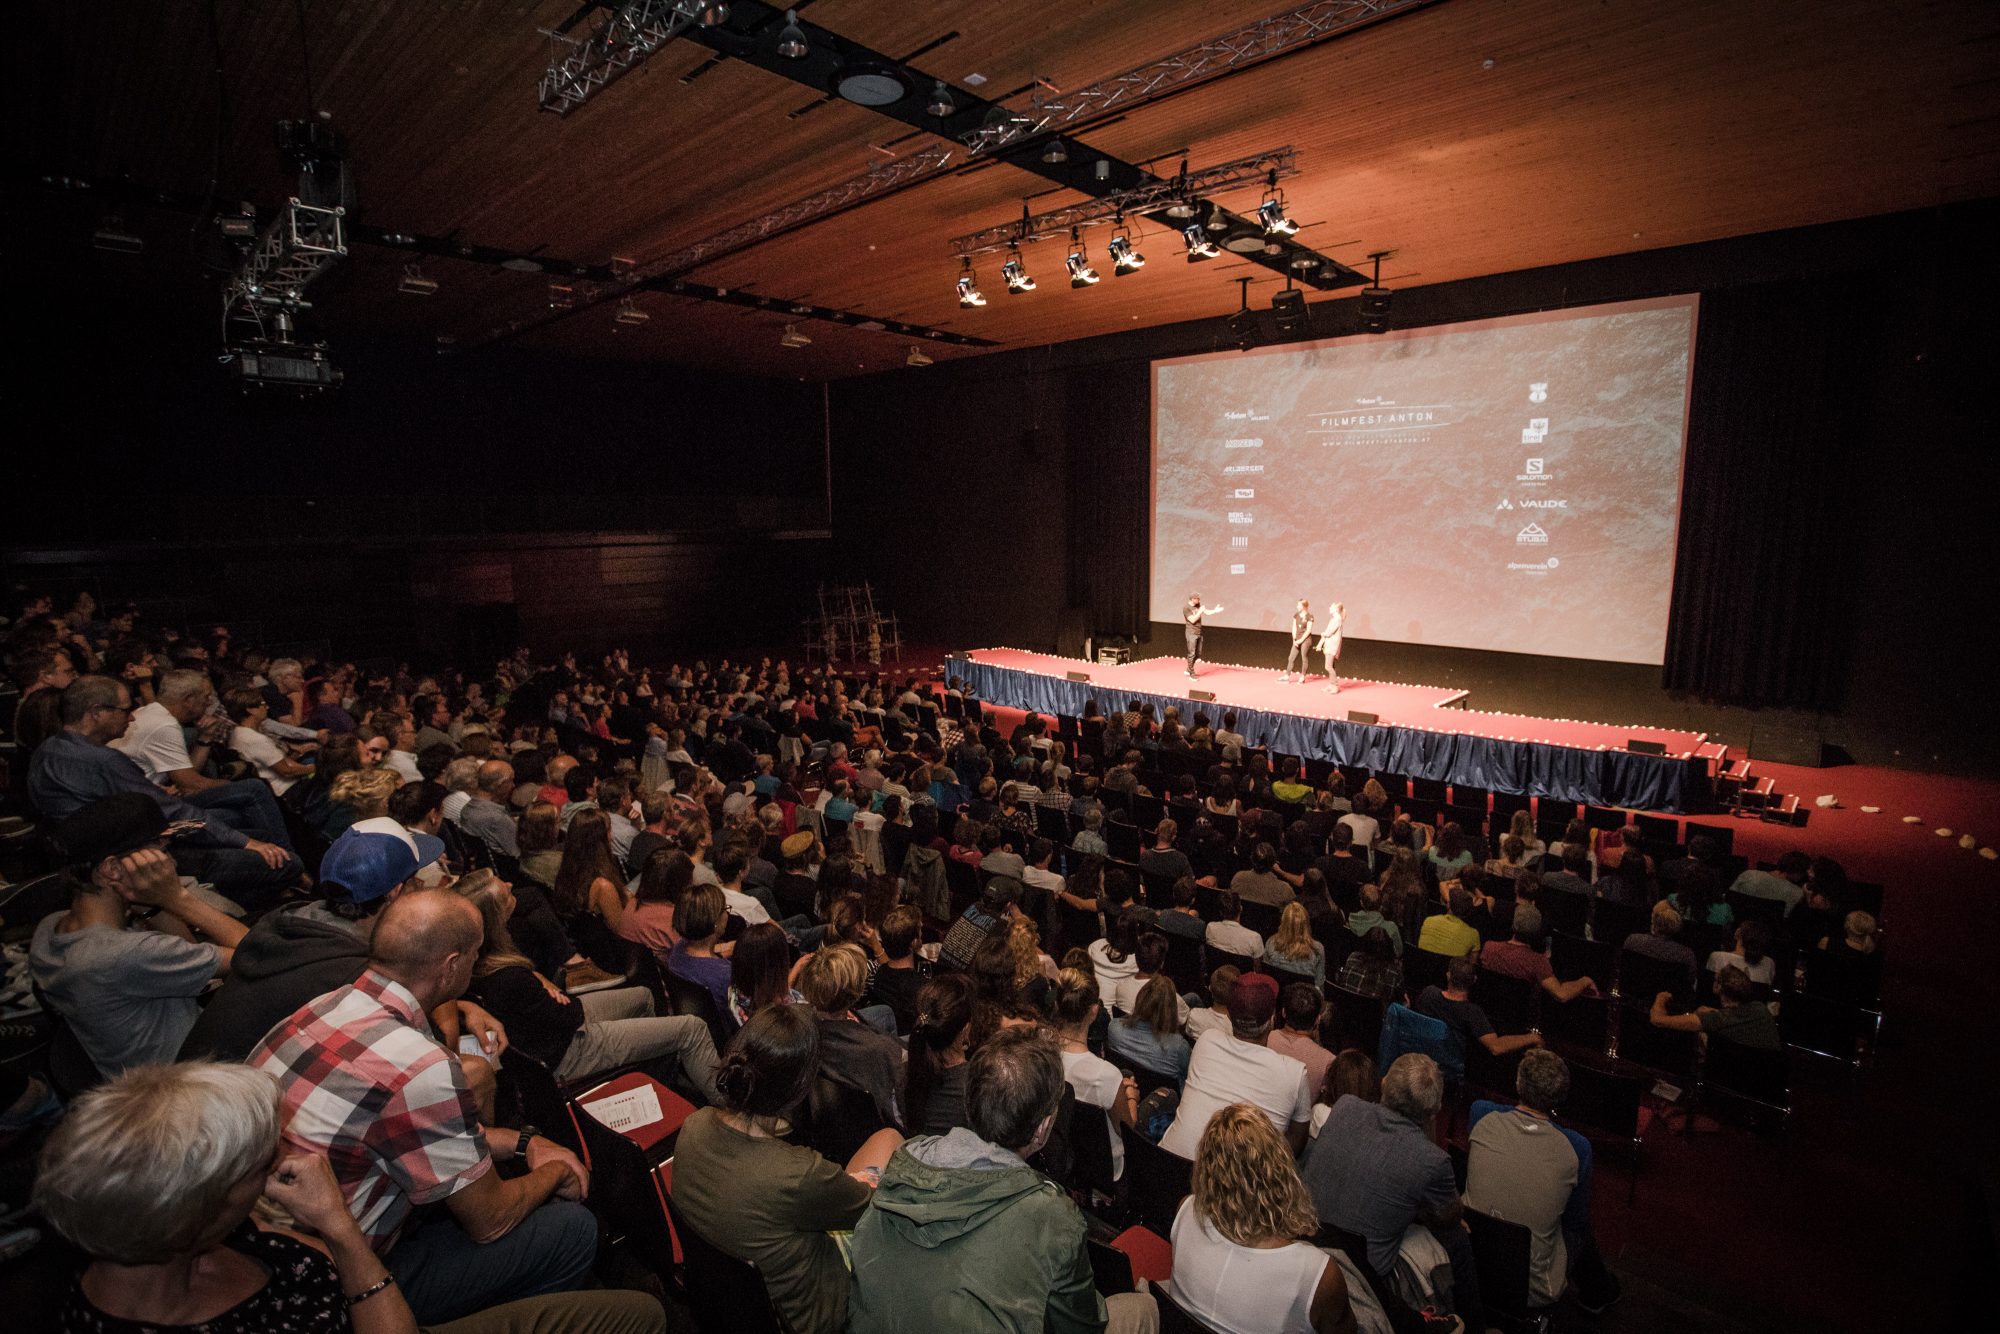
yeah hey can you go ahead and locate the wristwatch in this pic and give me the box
[516,1125,540,1156]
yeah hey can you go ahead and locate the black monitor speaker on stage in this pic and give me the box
[1066,671,1091,683]
[1627,738,1667,755]
[1190,689,1217,702]
[1347,711,1379,725]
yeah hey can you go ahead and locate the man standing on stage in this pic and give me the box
[1280,598,1315,684]
[1184,594,1223,679]
[1319,601,1346,694]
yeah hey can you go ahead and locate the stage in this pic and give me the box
[949,648,1711,813]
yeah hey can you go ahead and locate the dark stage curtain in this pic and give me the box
[1064,361,1150,638]
[1663,281,1863,710]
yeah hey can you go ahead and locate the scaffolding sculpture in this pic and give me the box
[803,582,902,667]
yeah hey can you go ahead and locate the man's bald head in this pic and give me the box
[546,754,578,783]
[474,759,514,797]
[368,888,482,1006]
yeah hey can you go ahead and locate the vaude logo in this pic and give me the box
[1496,497,1513,511]
[1529,383,1548,403]
[1521,499,1567,509]
[1516,523,1549,545]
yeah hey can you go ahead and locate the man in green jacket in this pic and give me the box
[848,1027,1158,1333]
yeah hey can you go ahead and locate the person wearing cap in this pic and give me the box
[1158,971,1314,1159]
[29,793,250,1078]
[28,675,302,906]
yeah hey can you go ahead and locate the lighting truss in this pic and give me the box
[538,1,705,115]
[222,197,347,337]
[957,0,1435,157]
[948,149,1296,259]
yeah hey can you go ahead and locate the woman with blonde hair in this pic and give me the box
[1170,1102,1358,1334]
[326,766,400,836]
[1507,808,1545,859]
[1263,901,1327,987]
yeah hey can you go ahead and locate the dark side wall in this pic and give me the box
[832,201,2000,777]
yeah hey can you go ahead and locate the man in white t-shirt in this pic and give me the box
[1337,804,1381,854]
[222,688,310,796]
[1160,972,1312,1159]
[114,669,232,793]
[1203,891,1264,959]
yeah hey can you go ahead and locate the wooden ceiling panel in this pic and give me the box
[22,0,2000,379]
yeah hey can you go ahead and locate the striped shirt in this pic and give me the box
[251,969,490,1250]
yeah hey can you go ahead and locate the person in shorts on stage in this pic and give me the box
[1319,601,1345,694]
[1183,594,1223,679]
[1280,599,1315,683]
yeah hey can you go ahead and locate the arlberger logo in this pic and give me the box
[1516,523,1549,545]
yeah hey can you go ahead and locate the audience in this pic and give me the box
[800,943,906,1128]
[1706,919,1778,986]
[1161,972,1313,1158]
[1204,889,1264,958]
[1267,982,1336,1096]
[904,974,976,1136]
[1480,903,1597,1003]
[1264,900,1328,986]
[1650,964,1782,1050]
[1415,956,1544,1073]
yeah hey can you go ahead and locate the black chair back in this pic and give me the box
[1590,896,1646,946]
[662,967,737,1051]
[1618,946,1694,1008]
[1056,900,1105,955]
[498,1053,584,1154]
[1725,889,1787,926]
[1163,931,1206,993]
[1205,945,1256,976]
[1550,932,1617,990]
[662,1191,787,1334]
[1538,889,1590,937]
[802,1075,887,1167]
[1157,1282,1224,1334]
[1559,1058,1646,1143]
[568,1095,679,1284]
[1615,1016,1698,1082]
[1400,946,1452,997]
[1238,899,1281,938]
[1781,992,1866,1066]
[1464,1205,1539,1329]
[1703,1036,1791,1120]
[1087,1238,1136,1295]
[1120,1123,1193,1234]
[1327,983,1386,1057]
[1064,1098,1118,1198]
[1538,991,1610,1054]
[1471,967,1539,1035]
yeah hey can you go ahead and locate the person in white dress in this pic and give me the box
[1319,601,1346,695]
[1169,1102,1358,1334]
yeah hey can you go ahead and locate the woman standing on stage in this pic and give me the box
[1280,598,1315,684]
[1318,601,1345,694]
[1184,593,1224,679]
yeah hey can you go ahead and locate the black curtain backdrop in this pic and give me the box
[1064,360,1150,636]
[1662,281,1864,710]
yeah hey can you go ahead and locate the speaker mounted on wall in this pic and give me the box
[1189,688,1217,702]
[1065,671,1090,683]
[1347,710,1379,725]
[1626,738,1667,756]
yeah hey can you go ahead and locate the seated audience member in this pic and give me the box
[905,975,976,1136]
[35,1063,665,1334]
[517,800,565,888]
[551,806,629,935]
[459,758,521,859]
[863,904,927,1033]
[29,675,301,904]
[1707,919,1779,986]
[326,768,400,838]
[1265,900,1328,987]
[1335,925,1403,1002]
[1140,818,1196,882]
[223,685,310,794]
[1813,910,1882,997]
[1425,822,1475,883]
[1089,909,1142,1007]
[1415,886,1482,959]
[1232,841,1296,907]
[1185,964,1241,1042]
[938,876,1020,972]
[730,920,804,1025]
[1345,882,1403,955]
[1154,875,1207,940]
[1625,900,1700,992]
[673,1006,902,1334]
[179,815,451,1062]
[618,846,691,967]
[1730,849,1811,916]
[1071,807,1109,857]
[1268,982,1336,1097]
[1467,1050,1621,1314]
[251,890,599,1324]
[667,883,734,1014]
[1649,964,1782,1050]
[1481,904,1597,1003]
[1109,971,1194,1082]
[1051,969,1138,1181]
[848,1027,1157,1334]
[1541,845,1594,899]
[1310,1049,1383,1136]
[802,942,907,1128]
[1205,889,1265,958]
[1302,1054,1479,1332]
[1161,973,1313,1158]
[1172,1102,1361,1334]
[1788,857,1848,951]
[1416,956,1544,1072]
[460,876,718,1097]
[31,794,248,1077]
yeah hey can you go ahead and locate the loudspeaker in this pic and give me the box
[1626,738,1667,756]
[1065,670,1090,683]
[1190,689,1216,702]
[1347,710,1379,725]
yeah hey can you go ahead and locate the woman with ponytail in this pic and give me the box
[903,974,975,1135]
[672,1006,902,1334]
[1051,968,1139,1181]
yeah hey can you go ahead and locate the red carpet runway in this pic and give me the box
[963,647,1709,757]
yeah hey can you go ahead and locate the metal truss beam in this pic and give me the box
[223,198,346,338]
[538,1,702,116]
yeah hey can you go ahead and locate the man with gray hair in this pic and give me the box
[1302,1052,1483,1330]
[439,756,482,826]
[260,657,308,728]
[111,666,299,856]
[460,759,520,859]
[1466,1049,1619,1312]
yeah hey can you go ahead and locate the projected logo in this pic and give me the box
[1507,557,1561,573]
[1522,418,1549,444]
[1229,564,1246,575]
[1223,463,1264,474]
[1227,512,1253,525]
[1516,523,1550,545]
[1224,438,1263,450]
[1231,536,1249,548]
[1529,383,1549,403]
[1496,497,1513,511]
[1232,488,1256,499]
[1517,458,1554,483]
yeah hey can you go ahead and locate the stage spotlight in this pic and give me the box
[1065,230,1100,288]
[1204,201,1230,233]
[1270,285,1308,335]
[1108,233,1145,274]
[906,345,934,367]
[1183,224,1220,261]
[926,81,956,117]
[1002,245,1036,293]
[775,9,807,58]
[1258,174,1300,236]
[615,297,650,326]
[1165,197,1197,220]
[1359,286,1393,333]
[956,258,986,308]
[398,263,438,296]
[780,322,811,347]
[1041,139,1069,165]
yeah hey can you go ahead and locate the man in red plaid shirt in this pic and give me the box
[253,890,599,1325]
